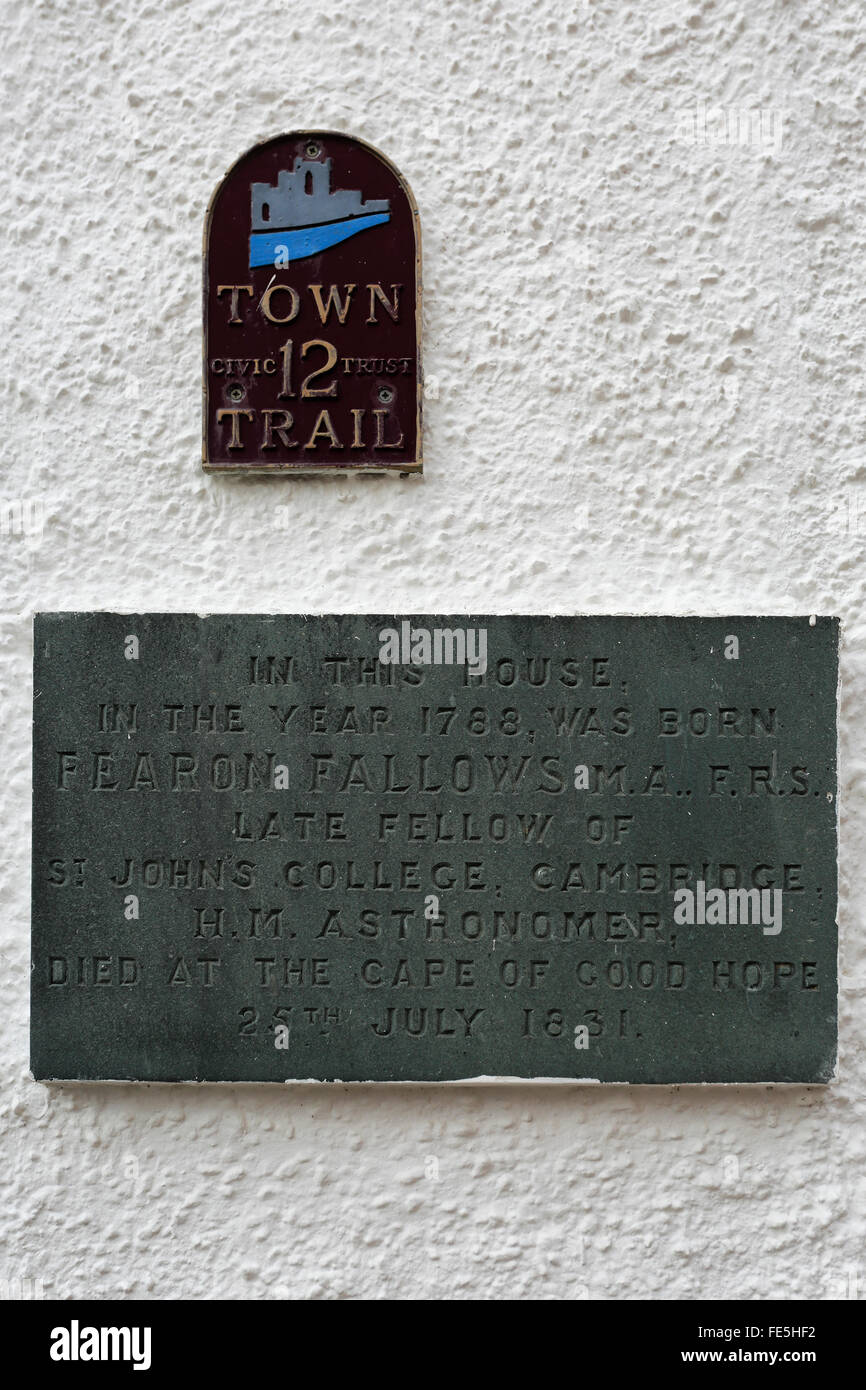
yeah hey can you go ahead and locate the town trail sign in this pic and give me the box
[203,132,421,475]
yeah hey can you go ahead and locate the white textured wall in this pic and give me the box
[2,0,863,1301]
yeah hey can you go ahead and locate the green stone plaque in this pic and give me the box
[31,614,838,1084]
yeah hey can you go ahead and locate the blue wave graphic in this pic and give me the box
[249,213,390,268]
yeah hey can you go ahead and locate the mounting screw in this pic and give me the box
[228,383,245,403]
[305,141,321,158]
[378,385,395,404]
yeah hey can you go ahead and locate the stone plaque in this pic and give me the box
[203,132,421,475]
[31,614,838,1084]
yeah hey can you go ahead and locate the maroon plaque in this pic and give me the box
[203,132,421,475]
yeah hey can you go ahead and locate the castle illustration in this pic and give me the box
[249,158,391,266]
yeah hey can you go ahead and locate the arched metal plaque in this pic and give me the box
[203,132,421,475]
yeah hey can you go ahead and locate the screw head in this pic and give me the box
[305,141,320,158]
[228,383,244,403]
[378,385,395,404]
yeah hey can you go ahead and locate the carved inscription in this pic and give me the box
[31,615,838,1082]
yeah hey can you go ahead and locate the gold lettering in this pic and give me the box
[261,284,300,324]
[216,285,253,324]
[300,340,339,398]
[366,283,401,324]
[216,409,254,449]
[262,410,298,450]
[304,410,342,450]
[278,339,294,398]
[374,409,404,449]
[309,283,357,324]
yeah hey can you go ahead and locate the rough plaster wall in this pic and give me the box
[1,0,863,1301]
